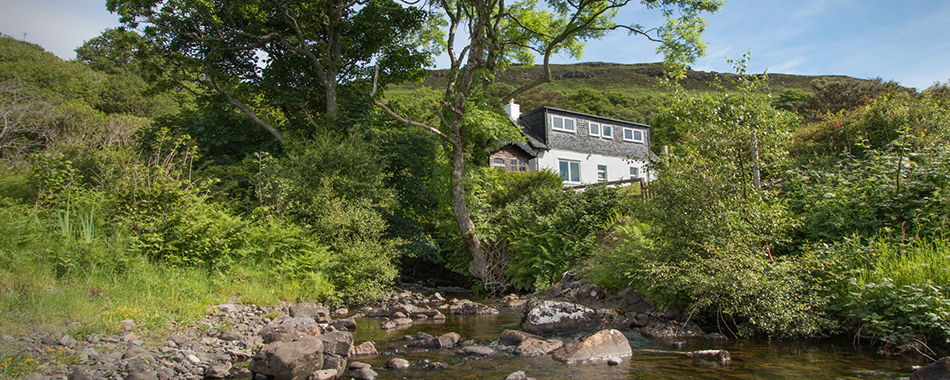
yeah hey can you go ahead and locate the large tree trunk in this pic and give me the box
[450,138,487,279]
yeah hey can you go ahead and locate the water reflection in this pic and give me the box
[351,303,916,380]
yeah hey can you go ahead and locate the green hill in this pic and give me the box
[389,61,868,113]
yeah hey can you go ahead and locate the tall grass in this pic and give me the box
[855,237,950,288]
[0,199,322,339]
[840,236,950,346]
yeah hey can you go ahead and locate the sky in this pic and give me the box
[2,0,949,91]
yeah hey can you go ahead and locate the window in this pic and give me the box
[630,167,639,178]
[559,160,580,182]
[553,116,575,132]
[602,125,613,138]
[589,122,601,136]
[597,165,607,182]
[518,159,528,171]
[509,158,519,172]
[623,128,644,143]
[492,158,505,169]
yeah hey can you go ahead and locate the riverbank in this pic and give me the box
[0,286,938,380]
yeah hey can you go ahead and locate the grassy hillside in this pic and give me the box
[388,62,861,110]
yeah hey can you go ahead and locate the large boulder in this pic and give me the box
[314,331,354,357]
[453,300,500,315]
[639,321,707,339]
[544,281,653,317]
[248,337,324,380]
[912,357,950,380]
[520,300,629,335]
[514,338,563,357]
[551,329,632,364]
[289,302,332,323]
[259,316,322,343]
[498,330,543,346]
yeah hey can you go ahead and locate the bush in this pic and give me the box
[814,236,950,346]
[500,184,629,291]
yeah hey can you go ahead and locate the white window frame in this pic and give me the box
[552,115,575,133]
[602,124,613,139]
[558,159,581,183]
[623,127,644,143]
[629,166,639,179]
[589,122,601,137]
[597,165,607,182]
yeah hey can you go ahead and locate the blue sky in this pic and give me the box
[2,0,949,91]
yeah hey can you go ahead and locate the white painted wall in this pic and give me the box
[533,149,648,185]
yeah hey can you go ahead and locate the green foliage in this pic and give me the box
[799,77,913,120]
[610,61,835,337]
[256,135,401,301]
[786,91,950,244]
[772,88,810,112]
[583,217,654,292]
[496,183,629,291]
[567,87,665,123]
[812,236,950,346]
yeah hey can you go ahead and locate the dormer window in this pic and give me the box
[623,128,644,143]
[602,125,613,138]
[552,116,575,132]
[589,122,600,136]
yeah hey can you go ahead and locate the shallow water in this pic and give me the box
[352,303,918,380]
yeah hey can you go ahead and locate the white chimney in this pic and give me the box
[504,99,520,122]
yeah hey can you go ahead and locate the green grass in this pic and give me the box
[0,200,322,341]
[856,237,950,288]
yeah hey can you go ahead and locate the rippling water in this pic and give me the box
[351,303,919,380]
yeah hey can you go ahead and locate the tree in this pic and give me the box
[638,63,834,337]
[108,0,436,142]
[372,0,722,280]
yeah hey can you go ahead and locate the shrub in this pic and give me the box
[814,236,950,346]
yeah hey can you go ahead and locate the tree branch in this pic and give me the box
[370,67,456,147]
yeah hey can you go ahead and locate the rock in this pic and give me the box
[349,361,371,370]
[551,329,632,364]
[520,300,629,335]
[407,332,460,349]
[123,346,154,361]
[385,358,410,369]
[640,321,707,339]
[506,371,527,380]
[454,301,499,315]
[259,316,322,343]
[124,372,158,380]
[331,317,357,331]
[322,353,347,374]
[910,357,950,380]
[350,341,378,356]
[68,368,94,380]
[350,367,378,380]
[457,346,495,356]
[429,362,448,370]
[498,330,543,346]
[312,369,338,380]
[248,337,324,380]
[607,357,622,365]
[203,363,232,378]
[685,349,731,363]
[186,354,201,364]
[545,283,653,316]
[288,302,332,323]
[58,334,78,347]
[314,331,354,357]
[25,373,42,380]
[219,331,244,342]
[514,338,563,357]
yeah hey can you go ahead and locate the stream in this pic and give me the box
[350,301,919,380]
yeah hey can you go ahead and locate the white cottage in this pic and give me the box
[490,102,654,186]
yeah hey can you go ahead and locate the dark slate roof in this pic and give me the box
[518,107,655,161]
